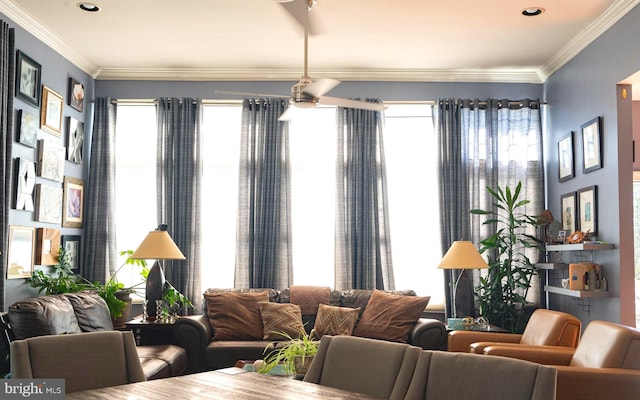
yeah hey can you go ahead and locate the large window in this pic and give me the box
[114,102,443,308]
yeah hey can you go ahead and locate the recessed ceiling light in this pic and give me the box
[77,2,101,12]
[522,7,544,16]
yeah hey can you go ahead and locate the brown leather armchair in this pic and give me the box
[448,309,581,353]
[482,320,640,400]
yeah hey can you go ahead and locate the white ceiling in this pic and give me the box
[1,0,638,85]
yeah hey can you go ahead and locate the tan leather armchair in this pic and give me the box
[482,320,640,400]
[447,309,581,353]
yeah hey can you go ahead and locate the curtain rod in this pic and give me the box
[93,99,546,106]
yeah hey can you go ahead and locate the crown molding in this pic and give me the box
[539,0,640,81]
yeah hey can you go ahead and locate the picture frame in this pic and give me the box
[557,230,568,243]
[40,85,64,137]
[7,225,36,279]
[62,176,84,228]
[66,117,84,163]
[15,50,41,107]
[578,185,598,235]
[36,228,61,266]
[61,235,81,271]
[35,183,63,224]
[17,109,39,148]
[581,116,602,173]
[37,139,65,182]
[14,157,36,212]
[560,192,577,232]
[68,77,85,112]
[557,132,574,182]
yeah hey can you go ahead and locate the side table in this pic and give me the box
[125,316,178,346]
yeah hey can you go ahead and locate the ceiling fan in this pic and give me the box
[215,0,387,121]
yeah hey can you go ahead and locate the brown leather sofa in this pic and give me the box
[174,287,447,373]
[479,320,640,400]
[3,291,187,380]
[447,309,581,353]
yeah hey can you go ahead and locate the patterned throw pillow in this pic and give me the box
[311,304,360,339]
[204,291,269,340]
[257,301,305,340]
[352,289,430,343]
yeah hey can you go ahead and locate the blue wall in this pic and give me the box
[543,4,640,326]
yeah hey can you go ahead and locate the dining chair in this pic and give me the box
[303,335,421,400]
[10,330,145,393]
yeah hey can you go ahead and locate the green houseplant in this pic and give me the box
[470,182,541,333]
[257,330,319,376]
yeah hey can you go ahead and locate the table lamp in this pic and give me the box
[438,240,489,321]
[131,224,185,320]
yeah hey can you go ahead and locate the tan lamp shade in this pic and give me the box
[131,230,186,260]
[438,241,489,270]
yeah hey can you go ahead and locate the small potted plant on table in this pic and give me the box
[256,330,319,378]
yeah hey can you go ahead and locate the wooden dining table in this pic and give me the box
[65,367,381,399]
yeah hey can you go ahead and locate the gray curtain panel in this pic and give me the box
[235,98,293,290]
[0,21,14,309]
[334,101,395,291]
[436,98,544,318]
[83,97,118,283]
[155,97,203,312]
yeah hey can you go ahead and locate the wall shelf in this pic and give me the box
[544,285,609,298]
[545,243,615,252]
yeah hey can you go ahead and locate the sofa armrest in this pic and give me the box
[409,318,447,350]
[482,344,576,365]
[555,367,640,400]
[174,315,211,373]
[447,330,522,352]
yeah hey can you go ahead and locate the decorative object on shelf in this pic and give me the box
[15,50,41,107]
[567,230,588,244]
[40,85,64,137]
[131,224,187,320]
[35,228,61,266]
[581,116,602,173]
[17,109,38,148]
[438,240,489,320]
[7,225,36,279]
[560,191,577,232]
[577,185,597,235]
[470,182,541,333]
[62,176,84,228]
[14,157,36,211]
[66,117,84,163]
[557,131,574,182]
[68,77,85,112]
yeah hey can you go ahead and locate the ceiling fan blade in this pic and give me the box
[302,78,340,98]
[319,96,388,111]
[214,89,289,99]
[278,0,325,36]
[278,105,296,121]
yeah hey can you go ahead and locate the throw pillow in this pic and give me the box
[257,301,305,340]
[311,303,360,339]
[352,290,430,343]
[204,291,269,340]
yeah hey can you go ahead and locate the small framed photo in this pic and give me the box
[35,183,63,224]
[61,235,81,271]
[67,117,84,163]
[7,225,36,279]
[68,77,85,112]
[62,176,84,228]
[40,85,64,137]
[560,192,577,232]
[578,185,598,235]
[17,109,39,148]
[15,50,41,107]
[557,132,574,182]
[557,230,568,243]
[581,116,602,173]
[35,228,61,266]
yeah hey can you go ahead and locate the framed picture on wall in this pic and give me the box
[17,109,39,148]
[61,235,81,271]
[66,117,84,163]
[15,50,41,107]
[560,192,577,232]
[581,116,602,173]
[62,176,84,228]
[578,185,598,235]
[557,132,574,182]
[68,77,85,112]
[35,228,61,266]
[7,225,36,279]
[40,85,64,137]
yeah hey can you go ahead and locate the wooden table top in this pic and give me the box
[65,368,380,400]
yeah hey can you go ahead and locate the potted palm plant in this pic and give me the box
[256,330,319,377]
[470,182,541,333]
